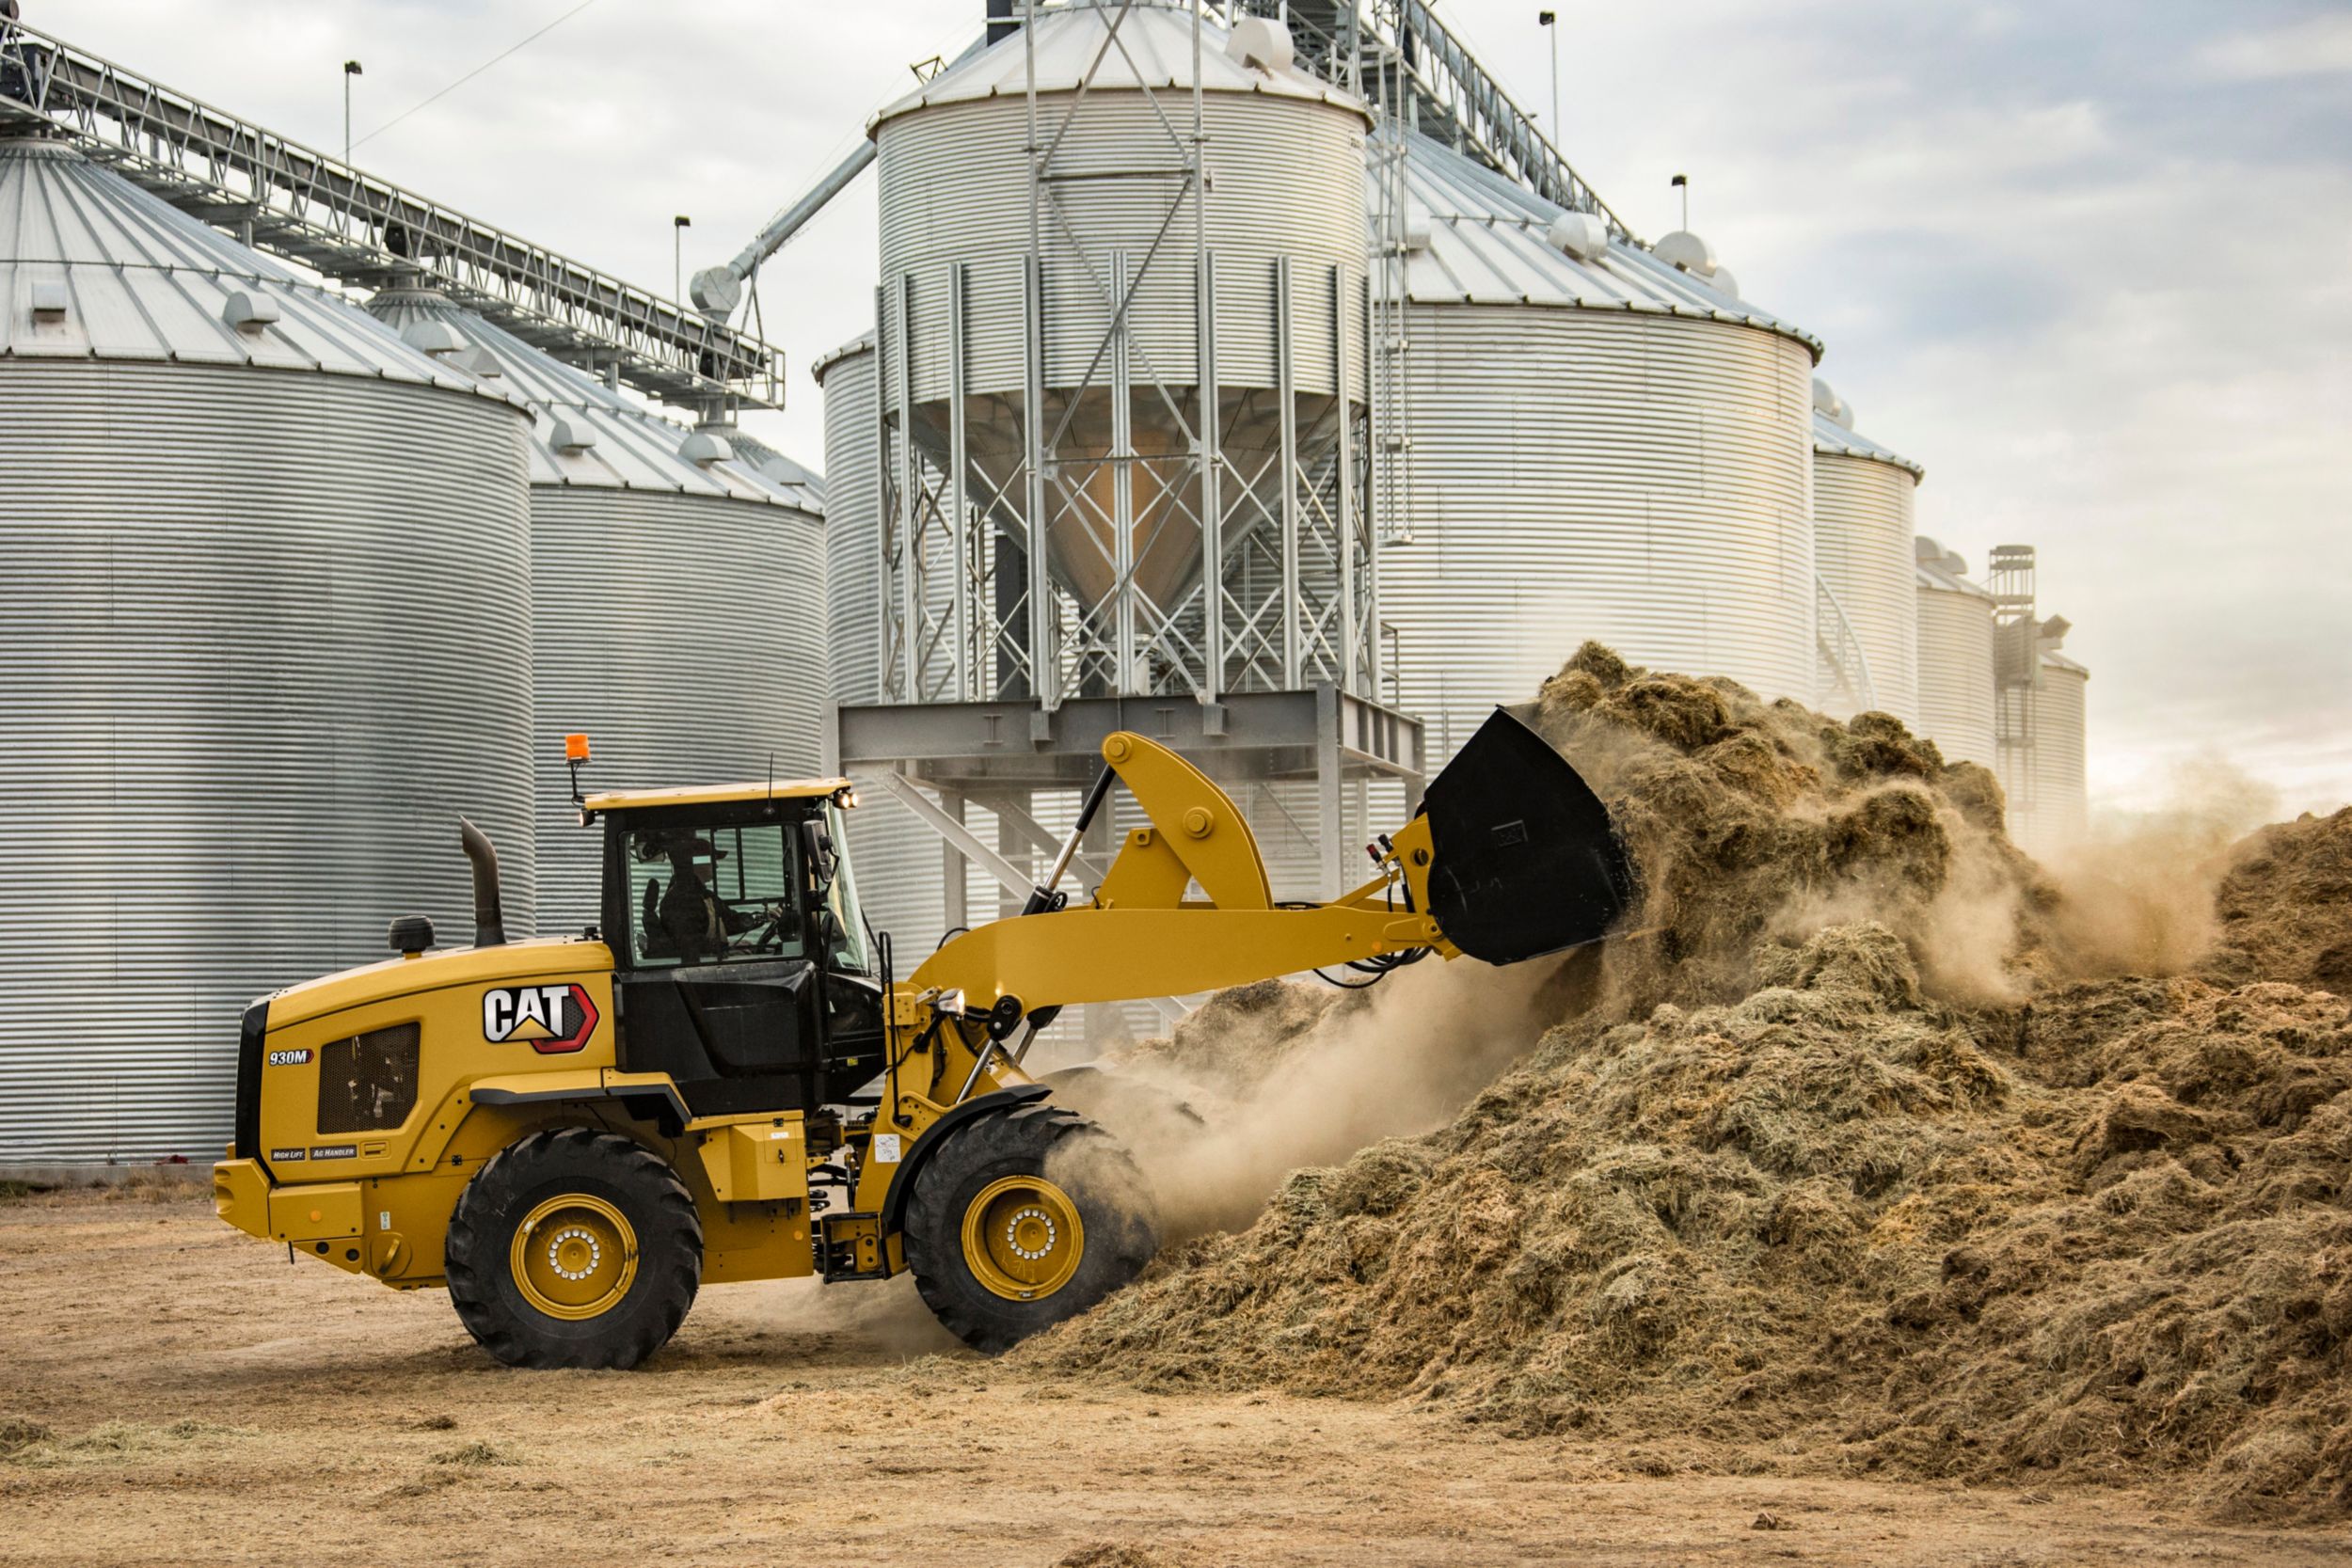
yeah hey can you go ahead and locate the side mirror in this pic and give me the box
[801,820,839,889]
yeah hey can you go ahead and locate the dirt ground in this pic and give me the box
[4,1187,2347,1567]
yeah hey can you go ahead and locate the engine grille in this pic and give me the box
[316,1023,421,1134]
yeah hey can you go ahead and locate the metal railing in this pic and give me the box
[1245,0,1631,239]
[1815,576,1880,715]
[0,21,782,411]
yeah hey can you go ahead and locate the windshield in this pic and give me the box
[823,802,870,973]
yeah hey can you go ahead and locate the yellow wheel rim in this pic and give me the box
[510,1194,639,1322]
[961,1174,1086,1303]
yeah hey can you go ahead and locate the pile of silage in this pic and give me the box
[2208,806,2352,993]
[1025,647,2352,1522]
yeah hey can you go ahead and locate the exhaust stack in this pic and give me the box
[458,817,507,948]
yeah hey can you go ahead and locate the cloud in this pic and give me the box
[2198,12,2352,81]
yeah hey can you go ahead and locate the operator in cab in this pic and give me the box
[658,835,762,961]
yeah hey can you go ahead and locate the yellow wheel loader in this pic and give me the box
[212,711,1631,1368]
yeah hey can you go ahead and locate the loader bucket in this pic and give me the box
[1421,706,1635,965]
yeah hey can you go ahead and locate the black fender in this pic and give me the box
[878,1084,1053,1239]
[469,1080,692,1132]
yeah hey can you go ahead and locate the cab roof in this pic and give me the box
[582,778,853,815]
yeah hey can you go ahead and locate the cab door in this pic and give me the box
[606,810,823,1117]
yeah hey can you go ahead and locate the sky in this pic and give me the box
[24,0,2352,819]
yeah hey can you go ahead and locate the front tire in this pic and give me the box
[902,1102,1158,1354]
[445,1128,702,1370]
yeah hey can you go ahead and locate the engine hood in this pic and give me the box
[263,937,616,1031]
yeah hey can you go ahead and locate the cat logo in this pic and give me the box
[481,984,600,1053]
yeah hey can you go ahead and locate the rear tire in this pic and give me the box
[902,1103,1158,1354]
[445,1127,702,1370]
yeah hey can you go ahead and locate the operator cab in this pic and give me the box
[579,764,885,1119]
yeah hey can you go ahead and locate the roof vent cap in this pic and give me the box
[1401,216,1433,254]
[1653,229,1718,277]
[448,343,502,378]
[1707,264,1740,300]
[222,292,281,335]
[1545,212,1609,262]
[1813,377,1855,430]
[1225,16,1295,75]
[680,430,733,467]
[2040,614,2073,648]
[548,417,597,455]
[400,319,467,356]
[29,279,70,324]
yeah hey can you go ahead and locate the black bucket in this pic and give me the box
[1421,706,1635,965]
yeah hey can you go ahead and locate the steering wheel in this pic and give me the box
[749,901,794,952]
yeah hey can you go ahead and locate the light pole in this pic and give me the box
[342,59,362,165]
[673,214,691,303]
[1537,11,1557,146]
[1672,171,1688,231]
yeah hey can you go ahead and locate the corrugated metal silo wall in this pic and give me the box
[877,93,1366,402]
[2015,664,2090,858]
[0,364,533,1165]
[822,345,882,717]
[530,490,828,927]
[1915,585,1997,768]
[818,341,977,958]
[1813,451,1920,725]
[1384,304,1817,768]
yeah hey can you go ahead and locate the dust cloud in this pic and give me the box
[1086,950,1596,1237]
[2040,752,2281,977]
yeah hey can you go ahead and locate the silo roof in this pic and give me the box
[722,425,827,515]
[870,2,1369,134]
[811,329,875,385]
[0,138,522,408]
[1385,132,1822,360]
[1915,537,1994,599]
[369,286,818,511]
[1813,409,1925,479]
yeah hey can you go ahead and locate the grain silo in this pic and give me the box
[0,137,534,1168]
[2009,622,2090,859]
[1377,132,1821,765]
[1810,378,1922,725]
[831,2,1390,967]
[367,285,829,928]
[869,0,1369,698]
[1913,536,1998,768]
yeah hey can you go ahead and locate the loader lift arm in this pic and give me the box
[864,708,1633,1183]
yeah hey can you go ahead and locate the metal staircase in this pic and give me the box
[0,20,782,412]
[1815,577,1881,715]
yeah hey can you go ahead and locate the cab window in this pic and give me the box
[623,821,804,968]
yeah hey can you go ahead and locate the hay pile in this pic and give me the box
[2209,807,2352,993]
[1025,647,2352,1522]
